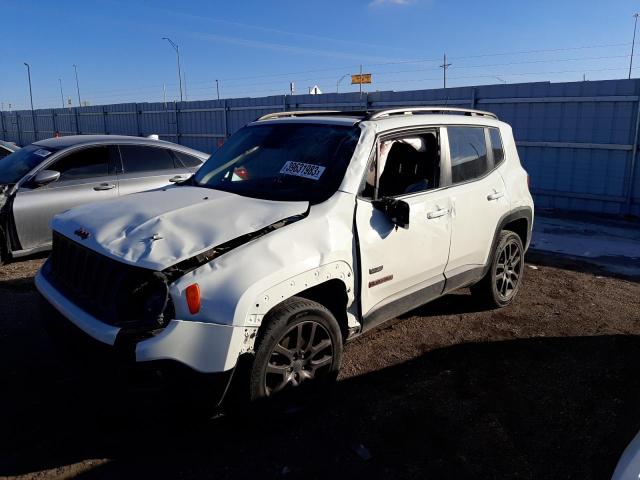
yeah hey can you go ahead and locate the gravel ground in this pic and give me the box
[1,254,639,480]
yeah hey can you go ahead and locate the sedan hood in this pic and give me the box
[51,186,309,271]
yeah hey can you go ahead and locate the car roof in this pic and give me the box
[0,140,19,151]
[251,107,506,131]
[32,135,208,158]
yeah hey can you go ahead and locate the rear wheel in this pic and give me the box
[471,230,524,308]
[249,297,342,401]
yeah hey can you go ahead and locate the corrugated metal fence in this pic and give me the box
[1,79,639,216]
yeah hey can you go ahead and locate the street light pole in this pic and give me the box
[162,37,183,102]
[336,73,350,93]
[24,63,34,111]
[73,64,82,107]
[216,79,220,100]
[630,13,640,79]
[58,78,65,108]
[24,62,36,139]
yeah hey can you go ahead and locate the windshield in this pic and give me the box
[193,123,361,202]
[0,145,58,185]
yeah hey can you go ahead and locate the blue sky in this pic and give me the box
[2,0,640,109]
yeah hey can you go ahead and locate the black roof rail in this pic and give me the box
[365,107,498,120]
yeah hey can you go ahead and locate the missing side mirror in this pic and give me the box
[372,197,410,229]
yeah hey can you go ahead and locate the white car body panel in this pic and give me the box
[50,186,308,271]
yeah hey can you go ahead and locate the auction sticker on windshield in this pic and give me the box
[33,149,52,158]
[280,161,326,180]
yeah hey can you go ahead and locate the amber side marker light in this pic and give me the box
[186,283,201,314]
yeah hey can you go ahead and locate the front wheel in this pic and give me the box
[249,297,343,401]
[471,230,525,308]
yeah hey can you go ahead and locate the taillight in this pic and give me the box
[185,283,201,314]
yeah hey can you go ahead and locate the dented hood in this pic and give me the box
[51,186,309,271]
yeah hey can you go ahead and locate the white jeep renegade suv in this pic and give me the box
[36,107,533,402]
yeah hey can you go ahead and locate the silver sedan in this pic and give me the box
[0,135,208,263]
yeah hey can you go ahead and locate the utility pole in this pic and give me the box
[440,53,451,89]
[73,64,82,107]
[58,78,65,108]
[162,37,183,102]
[163,83,167,106]
[216,79,220,100]
[630,13,640,79]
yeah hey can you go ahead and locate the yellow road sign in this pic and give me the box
[351,73,372,85]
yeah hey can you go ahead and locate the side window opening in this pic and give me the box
[173,150,203,168]
[119,145,177,174]
[447,126,489,184]
[489,127,505,166]
[50,146,110,181]
[362,131,440,199]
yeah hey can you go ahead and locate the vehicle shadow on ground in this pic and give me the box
[2,328,639,479]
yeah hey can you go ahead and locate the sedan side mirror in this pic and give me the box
[372,196,410,229]
[33,170,61,186]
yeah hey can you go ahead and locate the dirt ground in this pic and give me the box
[1,253,639,480]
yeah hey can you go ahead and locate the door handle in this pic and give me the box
[169,175,187,183]
[427,208,449,219]
[93,183,116,191]
[487,191,504,201]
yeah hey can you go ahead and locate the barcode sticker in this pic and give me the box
[279,161,326,180]
[33,149,52,158]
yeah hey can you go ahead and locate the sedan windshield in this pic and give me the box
[194,123,361,203]
[0,145,58,185]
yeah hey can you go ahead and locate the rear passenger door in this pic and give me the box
[443,126,510,279]
[116,145,196,196]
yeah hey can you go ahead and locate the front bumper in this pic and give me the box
[35,270,247,374]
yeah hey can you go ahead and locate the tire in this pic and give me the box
[471,230,525,308]
[248,296,343,402]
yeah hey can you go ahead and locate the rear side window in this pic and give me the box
[447,126,489,184]
[173,150,203,168]
[489,128,505,165]
[119,145,176,173]
[0,147,11,159]
[52,146,110,180]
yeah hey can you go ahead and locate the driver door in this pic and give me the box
[355,129,453,327]
[12,145,119,252]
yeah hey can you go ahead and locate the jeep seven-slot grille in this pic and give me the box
[46,231,157,326]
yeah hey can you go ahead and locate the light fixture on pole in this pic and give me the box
[162,37,184,102]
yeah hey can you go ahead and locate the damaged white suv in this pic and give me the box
[37,107,533,403]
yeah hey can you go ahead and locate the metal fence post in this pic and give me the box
[135,104,141,137]
[626,97,640,214]
[175,101,181,144]
[52,110,57,136]
[470,87,477,108]
[223,99,228,139]
[103,106,108,134]
[0,110,5,140]
[75,108,80,135]
[17,112,23,146]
